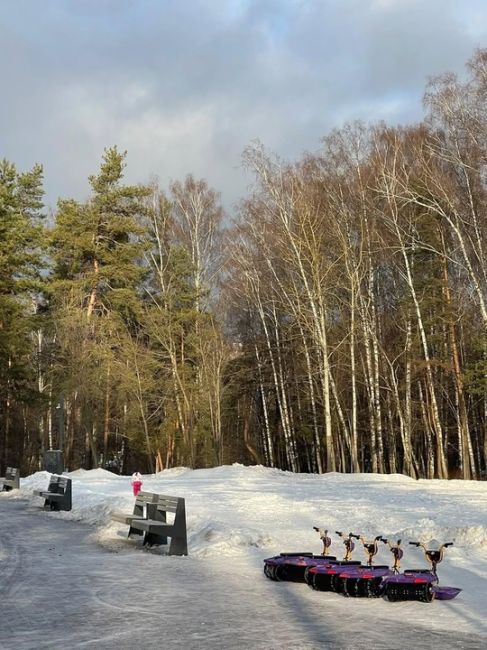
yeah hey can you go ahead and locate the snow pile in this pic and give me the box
[7,464,487,555]
[189,519,274,556]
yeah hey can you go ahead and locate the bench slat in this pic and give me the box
[111,513,147,525]
[130,518,175,532]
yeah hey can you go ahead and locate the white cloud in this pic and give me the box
[1,0,486,211]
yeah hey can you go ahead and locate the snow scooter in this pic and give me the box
[305,532,362,591]
[264,552,315,581]
[337,534,393,597]
[263,527,337,582]
[382,541,462,602]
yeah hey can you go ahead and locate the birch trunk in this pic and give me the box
[255,344,275,467]
[297,324,322,472]
[402,246,448,477]
[442,252,475,478]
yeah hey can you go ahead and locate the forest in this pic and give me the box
[0,50,486,480]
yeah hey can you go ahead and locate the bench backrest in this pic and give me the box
[135,491,159,504]
[2,466,20,490]
[47,475,71,496]
[57,476,71,494]
[5,467,18,480]
[154,494,186,533]
[47,475,62,492]
[154,494,184,513]
[132,491,159,517]
[132,491,186,527]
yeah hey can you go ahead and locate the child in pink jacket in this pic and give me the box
[131,472,143,496]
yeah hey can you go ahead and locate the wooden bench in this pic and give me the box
[33,475,72,511]
[112,492,188,556]
[1,467,20,491]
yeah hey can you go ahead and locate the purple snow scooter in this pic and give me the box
[263,528,337,582]
[305,532,362,591]
[337,534,393,597]
[264,552,314,581]
[382,541,462,602]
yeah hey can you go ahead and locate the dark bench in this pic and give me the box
[33,475,72,511]
[112,492,188,556]
[1,467,20,491]
[111,491,161,539]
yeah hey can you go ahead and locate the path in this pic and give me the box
[0,499,484,650]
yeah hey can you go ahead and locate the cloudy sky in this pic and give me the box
[1,0,487,212]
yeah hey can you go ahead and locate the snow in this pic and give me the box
[2,464,487,648]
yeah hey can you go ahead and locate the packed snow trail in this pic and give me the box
[0,500,485,650]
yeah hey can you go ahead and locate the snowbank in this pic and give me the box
[6,464,487,554]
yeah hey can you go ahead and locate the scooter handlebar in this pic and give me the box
[409,540,453,548]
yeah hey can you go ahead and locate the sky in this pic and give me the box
[1,0,487,213]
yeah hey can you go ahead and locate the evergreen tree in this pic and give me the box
[49,147,150,468]
[0,159,45,470]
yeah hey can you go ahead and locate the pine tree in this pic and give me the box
[49,147,150,468]
[0,159,45,470]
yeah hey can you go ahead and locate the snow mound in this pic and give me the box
[154,467,191,478]
[16,470,52,492]
[189,520,274,557]
[69,468,124,481]
[4,464,487,557]
[396,522,487,548]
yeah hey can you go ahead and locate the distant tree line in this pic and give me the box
[0,51,485,479]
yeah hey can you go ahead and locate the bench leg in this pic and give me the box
[128,525,144,539]
[143,531,168,547]
[168,536,188,556]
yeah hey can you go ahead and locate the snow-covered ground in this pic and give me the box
[2,464,487,649]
